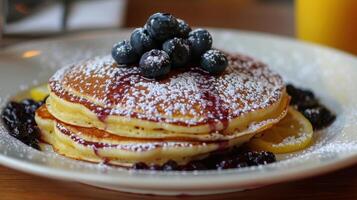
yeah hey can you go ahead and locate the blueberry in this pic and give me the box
[182,161,207,171]
[130,28,158,55]
[22,99,38,115]
[146,13,179,42]
[216,159,236,169]
[149,164,162,170]
[201,157,219,170]
[139,49,171,78]
[188,29,212,58]
[200,49,228,74]
[22,99,36,106]
[162,160,179,171]
[162,38,190,68]
[236,162,249,168]
[1,100,41,149]
[286,84,315,106]
[286,84,336,130]
[243,151,276,166]
[255,151,276,165]
[303,106,336,130]
[177,18,191,38]
[111,40,139,65]
[132,162,148,170]
[2,102,22,125]
[27,138,40,149]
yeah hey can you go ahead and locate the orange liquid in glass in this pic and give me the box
[296,0,357,55]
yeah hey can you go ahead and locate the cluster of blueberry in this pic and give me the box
[286,84,336,130]
[1,99,45,149]
[111,13,228,78]
[132,149,276,171]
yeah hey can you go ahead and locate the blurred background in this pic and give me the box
[1,0,356,55]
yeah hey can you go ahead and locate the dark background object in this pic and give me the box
[124,0,294,36]
[6,0,49,23]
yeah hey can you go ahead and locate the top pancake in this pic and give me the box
[47,53,288,138]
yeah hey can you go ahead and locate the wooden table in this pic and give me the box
[1,164,356,200]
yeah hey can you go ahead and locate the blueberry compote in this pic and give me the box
[1,99,45,149]
[132,147,276,171]
[286,84,336,130]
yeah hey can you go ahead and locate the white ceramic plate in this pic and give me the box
[0,29,357,196]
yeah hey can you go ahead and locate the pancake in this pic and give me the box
[46,53,289,140]
[35,105,254,166]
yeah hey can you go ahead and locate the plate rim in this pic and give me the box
[0,28,357,191]
[0,152,356,190]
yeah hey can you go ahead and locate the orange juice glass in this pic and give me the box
[296,0,357,55]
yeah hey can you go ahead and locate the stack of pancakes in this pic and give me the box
[35,53,289,167]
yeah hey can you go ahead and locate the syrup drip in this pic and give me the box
[56,123,229,151]
[111,68,229,131]
[92,146,111,164]
[51,67,231,131]
[107,72,140,106]
[50,54,284,131]
[94,71,141,121]
[202,90,229,132]
[62,124,118,149]
[189,68,229,131]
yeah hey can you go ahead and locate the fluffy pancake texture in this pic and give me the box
[36,52,289,165]
[36,105,252,166]
[46,54,288,139]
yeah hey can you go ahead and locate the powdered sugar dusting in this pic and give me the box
[1,30,357,180]
[49,53,284,126]
[56,122,209,152]
[202,49,227,65]
[273,132,309,147]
